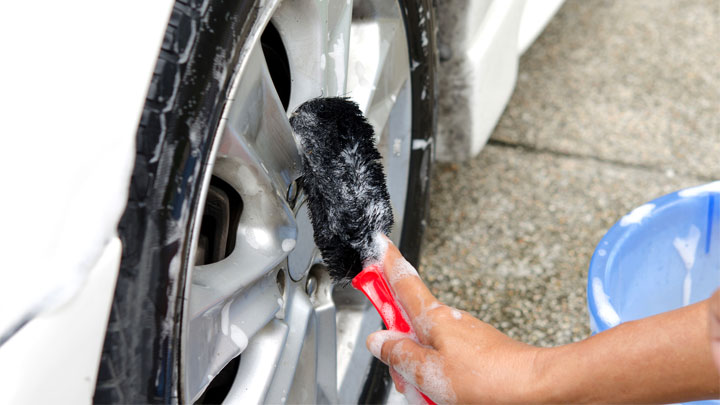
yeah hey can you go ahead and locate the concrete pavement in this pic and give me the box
[420,0,719,346]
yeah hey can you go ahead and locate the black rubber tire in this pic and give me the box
[93,1,261,402]
[93,0,437,403]
[398,0,437,268]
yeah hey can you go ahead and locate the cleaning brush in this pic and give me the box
[290,97,435,404]
[290,97,393,280]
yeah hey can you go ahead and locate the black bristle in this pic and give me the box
[290,97,394,283]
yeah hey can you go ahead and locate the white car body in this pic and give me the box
[0,2,174,403]
[435,0,566,160]
[0,1,561,403]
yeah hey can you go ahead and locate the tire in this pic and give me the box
[94,0,436,403]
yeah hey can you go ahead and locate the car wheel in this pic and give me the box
[94,0,436,403]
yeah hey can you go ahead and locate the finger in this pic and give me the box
[391,368,430,405]
[381,239,440,331]
[374,334,456,404]
[368,332,434,388]
[366,330,410,363]
[367,330,411,394]
[390,368,407,393]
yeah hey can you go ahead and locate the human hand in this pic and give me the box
[366,240,543,404]
[710,289,720,377]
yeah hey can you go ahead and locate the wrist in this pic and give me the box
[525,345,577,404]
[526,346,552,403]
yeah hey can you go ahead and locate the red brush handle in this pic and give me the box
[352,264,436,405]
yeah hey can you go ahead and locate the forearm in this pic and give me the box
[533,299,719,403]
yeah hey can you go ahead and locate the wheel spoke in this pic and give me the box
[272,0,353,112]
[264,284,315,404]
[312,280,338,404]
[187,271,282,402]
[224,319,289,403]
[336,299,384,403]
[286,310,318,403]
[347,10,409,135]
[287,203,320,281]
[376,80,412,243]
[191,41,299,316]
[323,0,353,97]
[220,44,302,197]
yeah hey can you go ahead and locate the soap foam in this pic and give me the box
[414,300,441,337]
[367,330,411,359]
[401,384,426,405]
[388,256,420,286]
[391,341,456,403]
[381,302,396,328]
[450,309,462,320]
[281,238,296,252]
[230,325,248,352]
[412,139,431,150]
[364,232,389,267]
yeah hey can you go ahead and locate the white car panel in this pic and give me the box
[0,1,173,340]
[463,0,526,157]
[0,239,121,405]
[518,0,566,54]
[435,0,565,160]
[0,1,173,402]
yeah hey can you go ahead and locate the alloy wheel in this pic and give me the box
[182,0,413,402]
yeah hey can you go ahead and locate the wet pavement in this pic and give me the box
[420,0,719,347]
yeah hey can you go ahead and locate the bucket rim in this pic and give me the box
[587,181,720,332]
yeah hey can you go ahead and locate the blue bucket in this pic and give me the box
[587,182,720,404]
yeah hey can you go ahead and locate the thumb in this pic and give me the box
[367,330,415,364]
[367,331,455,403]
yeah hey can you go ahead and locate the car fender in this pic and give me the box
[0,1,173,403]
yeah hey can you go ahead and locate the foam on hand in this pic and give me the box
[367,330,411,359]
[402,383,429,405]
[390,340,457,404]
[414,300,441,337]
[387,256,420,286]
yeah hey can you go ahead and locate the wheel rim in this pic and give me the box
[182,1,412,402]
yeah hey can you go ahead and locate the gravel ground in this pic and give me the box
[420,0,719,347]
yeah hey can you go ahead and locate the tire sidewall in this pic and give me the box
[95,1,263,402]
